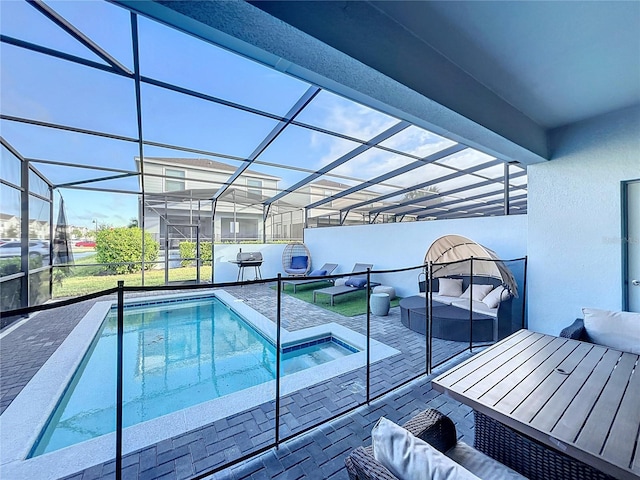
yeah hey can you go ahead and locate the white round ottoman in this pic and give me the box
[373,285,396,300]
[370,293,390,316]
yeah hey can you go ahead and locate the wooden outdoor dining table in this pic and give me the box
[432,329,640,480]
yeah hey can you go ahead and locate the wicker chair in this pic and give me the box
[345,408,612,480]
[282,242,311,276]
[345,409,457,480]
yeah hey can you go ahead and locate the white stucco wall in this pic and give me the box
[211,243,287,283]
[303,215,527,298]
[527,106,640,335]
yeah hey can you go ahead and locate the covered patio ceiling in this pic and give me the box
[1,0,528,227]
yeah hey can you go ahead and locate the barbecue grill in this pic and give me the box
[230,251,263,281]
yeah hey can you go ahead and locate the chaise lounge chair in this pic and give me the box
[282,263,339,293]
[313,263,378,306]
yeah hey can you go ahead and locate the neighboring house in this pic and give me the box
[139,158,429,246]
[0,214,47,242]
[0,213,20,240]
[139,157,280,245]
[29,220,49,241]
[303,179,395,226]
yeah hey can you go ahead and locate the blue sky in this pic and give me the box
[0,0,508,229]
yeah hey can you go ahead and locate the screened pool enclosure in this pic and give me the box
[0,0,527,313]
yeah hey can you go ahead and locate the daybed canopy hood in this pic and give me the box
[425,235,518,296]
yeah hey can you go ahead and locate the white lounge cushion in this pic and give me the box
[438,278,463,297]
[460,284,494,302]
[482,286,511,308]
[451,299,498,318]
[418,292,458,305]
[582,308,640,354]
[432,294,456,305]
[372,417,481,480]
[445,441,527,480]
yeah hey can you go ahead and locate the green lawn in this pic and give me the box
[53,255,212,298]
[280,282,401,317]
[53,259,399,316]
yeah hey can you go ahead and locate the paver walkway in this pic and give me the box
[1,285,477,480]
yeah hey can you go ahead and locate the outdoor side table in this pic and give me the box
[370,292,390,316]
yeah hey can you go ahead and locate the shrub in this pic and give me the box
[95,227,159,274]
[179,241,212,266]
[0,257,21,277]
[0,255,42,276]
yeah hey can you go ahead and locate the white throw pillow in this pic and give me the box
[459,284,494,302]
[371,417,481,480]
[582,308,640,355]
[482,286,511,308]
[437,278,463,297]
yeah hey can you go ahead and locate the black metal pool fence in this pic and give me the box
[0,257,526,480]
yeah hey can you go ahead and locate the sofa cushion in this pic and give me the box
[287,268,308,275]
[459,284,493,302]
[309,269,327,277]
[433,294,457,305]
[582,308,640,354]
[451,299,498,318]
[290,255,308,269]
[438,278,463,297]
[345,277,367,288]
[482,285,511,308]
[372,417,481,480]
[445,442,526,479]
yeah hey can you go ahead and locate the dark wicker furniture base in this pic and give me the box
[474,411,615,480]
[399,296,496,342]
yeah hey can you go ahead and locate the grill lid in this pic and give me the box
[237,252,262,262]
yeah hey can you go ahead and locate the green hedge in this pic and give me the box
[179,241,212,266]
[95,227,159,274]
[0,255,43,276]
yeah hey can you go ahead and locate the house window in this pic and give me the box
[165,169,185,192]
[247,179,262,197]
[324,190,334,207]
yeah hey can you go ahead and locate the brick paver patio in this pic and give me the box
[1,284,479,480]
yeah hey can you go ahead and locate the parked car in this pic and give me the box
[75,241,96,248]
[0,241,50,259]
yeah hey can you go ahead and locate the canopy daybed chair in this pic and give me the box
[401,235,519,342]
[422,234,518,295]
[282,242,312,276]
[281,262,339,293]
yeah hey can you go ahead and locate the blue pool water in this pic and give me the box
[30,296,356,457]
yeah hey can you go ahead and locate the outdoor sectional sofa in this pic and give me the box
[400,275,515,343]
[559,308,640,355]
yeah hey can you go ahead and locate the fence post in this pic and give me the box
[426,262,432,374]
[116,280,124,480]
[366,267,371,404]
[521,256,528,330]
[275,273,282,448]
[469,258,474,352]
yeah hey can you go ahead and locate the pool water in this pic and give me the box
[30,296,355,457]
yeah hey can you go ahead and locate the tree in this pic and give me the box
[5,226,19,239]
[127,218,139,228]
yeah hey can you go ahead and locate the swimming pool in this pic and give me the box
[0,290,399,480]
[30,295,357,457]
